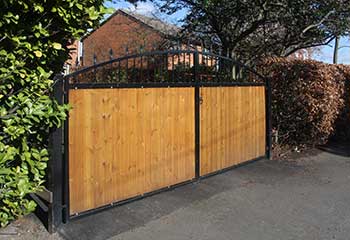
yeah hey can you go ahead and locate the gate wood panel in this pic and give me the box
[200,86,266,176]
[69,88,195,215]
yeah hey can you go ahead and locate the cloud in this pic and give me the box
[112,0,184,25]
[135,2,157,16]
[125,1,157,16]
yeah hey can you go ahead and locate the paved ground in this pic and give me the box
[1,144,350,240]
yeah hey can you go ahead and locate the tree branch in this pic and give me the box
[301,10,335,36]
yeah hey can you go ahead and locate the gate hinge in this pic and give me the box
[199,96,203,104]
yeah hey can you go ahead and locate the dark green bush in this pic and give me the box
[0,0,108,227]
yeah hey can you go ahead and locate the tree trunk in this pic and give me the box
[333,36,340,64]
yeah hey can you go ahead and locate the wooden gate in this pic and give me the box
[200,86,266,176]
[39,50,271,229]
[68,88,195,215]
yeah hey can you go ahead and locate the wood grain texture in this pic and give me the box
[200,86,266,176]
[69,88,195,215]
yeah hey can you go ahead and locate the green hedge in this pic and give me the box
[0,0,108,227]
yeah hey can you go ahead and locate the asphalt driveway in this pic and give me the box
[2,143,350,240]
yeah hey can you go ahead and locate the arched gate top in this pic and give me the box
[65,50,266,87]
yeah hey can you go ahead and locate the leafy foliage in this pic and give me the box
[260,58,350,148]
[153,0,350,64]
[0,0,107,227]
[332,67,350,141]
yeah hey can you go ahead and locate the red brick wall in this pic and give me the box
[67,40,79,70]
[82,12,166,67]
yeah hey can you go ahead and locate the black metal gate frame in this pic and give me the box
[38,50,272,232]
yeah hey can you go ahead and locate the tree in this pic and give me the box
[153,0,350,64]
[331,35,350,64]
[0,0,108,227]
[333,36,340,64]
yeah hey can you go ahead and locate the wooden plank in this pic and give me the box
[69,88,195,215]
[200,86,266,176]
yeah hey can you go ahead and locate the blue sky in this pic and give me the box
[106,0,187,24]
[314,37,350,64]
[107,0,349,64]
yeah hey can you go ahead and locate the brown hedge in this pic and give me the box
[260,58,350,147]
[333,65,350,141]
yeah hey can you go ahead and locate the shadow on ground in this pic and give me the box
[58,158,303,240]
[318,141,350,157]
[4,143,350,240]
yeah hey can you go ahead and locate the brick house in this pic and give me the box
[64,40,81,74]
[64,9,214,74]
[80,9,183,68]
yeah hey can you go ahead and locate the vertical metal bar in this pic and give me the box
[165,52,168,82]
[140,56,143,82]
[182,51,186,82]
[147,56,150,82]
[93,54,97,82]
[126,59,128,82]
[133,57,136,82]
[265,77,272,159]
[187,42,191,70]
[45,74,64,232]
[63,75,70,223]
[118,60,121,82]
[172,55,175,82]
[109,48,113,60]
[157,54,162,82]
[177,51,181,82]
[194,52,199,79]
[188,52,191,82]
[109,62,113,83]
[125,47,129,83]
[93,54,97,65]
[203,51,206,66]
[215,56,219,82]
[194,51,200,178]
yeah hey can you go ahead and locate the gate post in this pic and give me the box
[34,74,65,233]
[265,77,272,159]
[62,74,70,223]
[48,74,65,230]
[33,74,66,233]
[194,51,200,178]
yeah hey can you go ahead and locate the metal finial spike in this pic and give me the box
[93,53,97,65]
[109,48,113,60]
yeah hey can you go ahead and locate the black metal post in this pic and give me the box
[38,74,64,233]
[51,74,65,229]
[265,77,272,159]
[194,51,200,178]
[63,75,70,223]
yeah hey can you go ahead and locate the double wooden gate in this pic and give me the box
[68,85,266,215]
[35,50,271,231]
